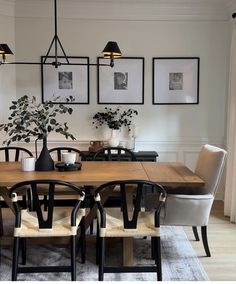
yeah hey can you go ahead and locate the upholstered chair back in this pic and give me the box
[195,144,227,195]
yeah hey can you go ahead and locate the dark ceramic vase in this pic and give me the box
[35,137,54,171]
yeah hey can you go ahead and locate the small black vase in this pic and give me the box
[35,137,54,171]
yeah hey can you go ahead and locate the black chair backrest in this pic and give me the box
[0,146,33,162]
[10,180,85,229]
[93,147,137,161]
[95,180,166,229]
[49,147,86,161]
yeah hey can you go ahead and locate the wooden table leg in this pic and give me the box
[123,185,135,266]
[123,237,133,266]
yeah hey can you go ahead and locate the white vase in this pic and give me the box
[108,129,120,147]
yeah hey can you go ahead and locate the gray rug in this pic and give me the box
[0,226,209,281]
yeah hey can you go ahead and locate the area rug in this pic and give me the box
[0,226,209,281]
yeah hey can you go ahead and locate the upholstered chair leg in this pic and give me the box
[155,236,162,281]
[21,238,27,265]
[98,237,105,281]
[192,226,200,241]
[12,237,20,281]
[201,226,211,257]
[80,217,86,264]
[71,235,76,281]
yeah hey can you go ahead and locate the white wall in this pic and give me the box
[0,0,16,141]
[0,0,232,199]
[12,1,230,167]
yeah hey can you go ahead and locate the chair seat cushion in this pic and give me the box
[14,207,85,238]
[99,208,160,237]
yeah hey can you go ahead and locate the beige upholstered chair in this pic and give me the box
[9,179,85,281]
[161,144,227,257]
[94,180,166,281]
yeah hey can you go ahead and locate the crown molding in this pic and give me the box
[0,0,15,17]
[14,0,232,22]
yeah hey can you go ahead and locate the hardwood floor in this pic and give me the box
[184,201,236,281]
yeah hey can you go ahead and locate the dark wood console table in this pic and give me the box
[81,151,158,161]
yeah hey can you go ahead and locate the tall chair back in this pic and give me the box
[195,144,227,195]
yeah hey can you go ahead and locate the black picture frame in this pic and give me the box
[153,57,200,105]
[41,56,90,104]
[97,57,144,104]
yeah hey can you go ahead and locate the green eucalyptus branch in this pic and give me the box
[0,95,76,146]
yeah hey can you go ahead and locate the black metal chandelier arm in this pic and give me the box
[0,61,112,67]
[0,0,121,68]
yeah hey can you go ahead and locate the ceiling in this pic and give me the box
[1,0,236,21]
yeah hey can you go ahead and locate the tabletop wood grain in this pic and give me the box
[141,162,204,187]
[0,161,148,187]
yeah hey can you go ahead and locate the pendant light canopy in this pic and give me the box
[0,0,122,68]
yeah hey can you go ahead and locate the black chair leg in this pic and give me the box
[89,195,95,235]
[98,237,105,281]
[151,237,155,259]
[80,217,86,264]
[21,238,27,265]
[201,226,211,257]
[192,226,200,241]
[96,221,99,265]
[12,237,20,281]
[71,235,76,281]
[155,236,162,281]
[43,195,48,211]
[0,202,3,237]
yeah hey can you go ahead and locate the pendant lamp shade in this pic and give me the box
[0,44,14,55]
[103,41,122,58]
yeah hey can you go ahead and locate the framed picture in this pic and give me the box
[41,56,89,104]
[153,57,200,105]
[97,57,144,104]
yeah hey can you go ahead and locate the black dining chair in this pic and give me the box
[49,147,86,161]
[0,146,34,236]
[49,146,95,232]
[94,179,167,281]
[9,179,86,281]
[93,146,137,161]
[0,146,33,162]
[90,147,137,233]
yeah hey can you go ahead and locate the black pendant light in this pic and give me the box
[0,0,122,68]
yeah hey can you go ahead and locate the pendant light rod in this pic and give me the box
[0,0,122,67]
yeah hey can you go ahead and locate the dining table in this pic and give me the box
[0,161,204,266]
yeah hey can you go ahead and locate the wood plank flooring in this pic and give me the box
[184,201,236,281]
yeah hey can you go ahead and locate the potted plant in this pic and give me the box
[92,107,138,147]
[0,95,76,171]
